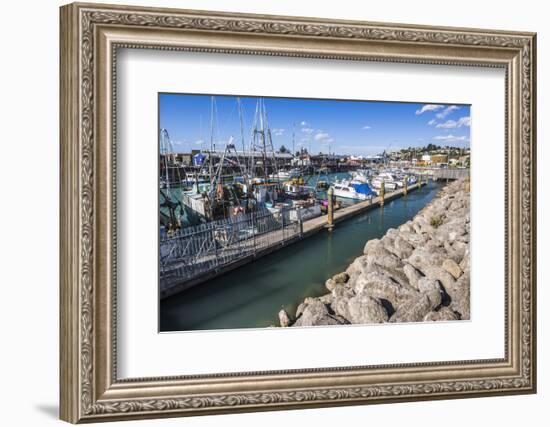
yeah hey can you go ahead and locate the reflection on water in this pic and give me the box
[160,180,442,332]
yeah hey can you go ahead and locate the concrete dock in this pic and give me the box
[302,181,424,236]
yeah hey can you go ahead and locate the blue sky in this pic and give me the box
[159,93,471,156]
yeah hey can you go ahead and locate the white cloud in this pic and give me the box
[272,128,285,136]
[300,121,309,126]
[436,105,460,119]
[337,144,394,156]
[195,139,204,145]
[457,116,471,127]
[436,120,457,129]
[433,134,468,142]
[170,140,191,148]
[314,132,330,141]
[301,127,314,134]
[415,104,443,115]
[435,116,471,129]
[427,119,437,126]
[362,125,371,130]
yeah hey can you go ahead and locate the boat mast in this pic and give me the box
[249,100,260,179]
[259,99,268,179]
[160,129,171,191]
[208,96,215,189]
[237,97,248,180]
[237,97,246,155]
[262,99,279,178]
[160,128,181,191]
[249,98,278,180]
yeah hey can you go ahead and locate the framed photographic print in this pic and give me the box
[59,2,537,423]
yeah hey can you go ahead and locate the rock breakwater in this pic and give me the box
[279,179,471,327]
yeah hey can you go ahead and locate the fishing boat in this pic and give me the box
[180,97,258,222]
[181,172,210,190]
[253,182,282,205]
[406,175,418,185]
[282,181,311,199]
[269,168,302,180]
[289,199,322,221]
[316,180,329,190]
[331,180,376,200]
[371,172,399,190]
[350,168,374,183]
[349,171,369,183]
[181,190,210,218]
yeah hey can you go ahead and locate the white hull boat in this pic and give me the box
[332,180,376,200]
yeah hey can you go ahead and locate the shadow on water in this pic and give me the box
[160,181,442,332]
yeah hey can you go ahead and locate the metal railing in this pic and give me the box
[160,207,302,292]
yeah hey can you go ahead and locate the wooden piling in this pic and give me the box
[404,176,408,195]
[327,186,334,229]
[380,181,385,206]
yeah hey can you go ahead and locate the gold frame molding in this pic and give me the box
[60,2,537,423]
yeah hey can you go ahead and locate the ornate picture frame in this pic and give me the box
[60,2,536,423]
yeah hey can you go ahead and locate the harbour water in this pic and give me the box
[160,179,443,332]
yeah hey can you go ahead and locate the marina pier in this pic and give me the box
[303,181,424,235]
[160,180,427,298]
[160,179,444,331]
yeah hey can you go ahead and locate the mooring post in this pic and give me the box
[380,181,385,206]
[281,207,285,244]
[327,186,334,229]
[404,176,408,195]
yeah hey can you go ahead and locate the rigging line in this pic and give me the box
[262,98,279,176]
[237,97,246,154]
[208,96,215,192]
[217,98,239,140]
[250,99,261,178]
